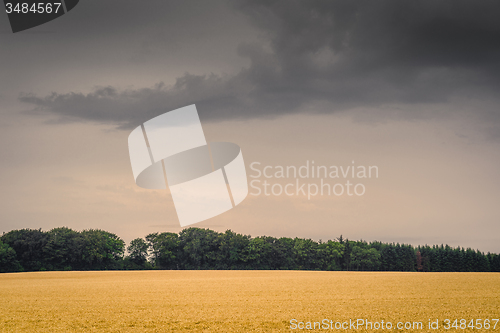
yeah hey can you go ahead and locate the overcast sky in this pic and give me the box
[1,0,500,252]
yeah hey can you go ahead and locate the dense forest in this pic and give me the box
[0,227,499,273]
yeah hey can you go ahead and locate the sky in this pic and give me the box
[1,0,500,252]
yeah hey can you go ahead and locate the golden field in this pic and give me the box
[0,271,499,332]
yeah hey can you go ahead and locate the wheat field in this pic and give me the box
[0,271,498,332]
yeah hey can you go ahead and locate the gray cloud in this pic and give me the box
[19,0,500,128]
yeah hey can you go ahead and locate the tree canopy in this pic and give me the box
[0,227,499,273]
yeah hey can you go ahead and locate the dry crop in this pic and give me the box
[0,271,498,332]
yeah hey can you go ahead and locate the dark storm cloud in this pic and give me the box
[20,0,500,127]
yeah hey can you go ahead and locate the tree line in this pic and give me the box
[1,227,499,273]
